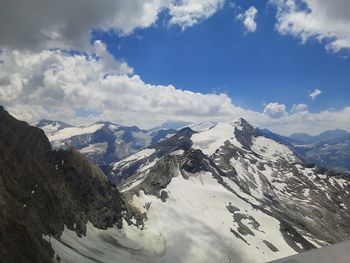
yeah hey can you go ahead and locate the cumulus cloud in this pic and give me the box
[264,107,350,135]
[237,6,258,33]
[168,0,225,29]
[263,102,288,118]
[0,45,243,128]
[291,103,308,113]
[270,0,350,53]
[309,89,322,100]
[0,45,349,135]
[0,0,225,51]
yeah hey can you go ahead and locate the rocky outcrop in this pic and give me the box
[0,107,127,263]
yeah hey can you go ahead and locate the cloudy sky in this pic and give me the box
[0,0,349,135]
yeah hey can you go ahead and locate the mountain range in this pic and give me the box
[1,108,350,262]
[258,129,350,172]
[37,120,350,176]
[35,119,176,174]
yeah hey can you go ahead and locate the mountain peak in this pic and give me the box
[36,119,72,129]
[235,117,253,129]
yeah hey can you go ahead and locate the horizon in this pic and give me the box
[17,110,350,137]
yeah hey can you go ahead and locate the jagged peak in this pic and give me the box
[233,118,254,130]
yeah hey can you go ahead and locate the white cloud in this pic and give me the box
[0,0,226,51]
[271,0,350,53]
[263,102,288,118]
[309,89,322,100]
[0,45,242,128]
[168,0,225,29]
[263,107,350,135]
[291,103,308,113]
[1,46,349,135]
[237,6,258,33]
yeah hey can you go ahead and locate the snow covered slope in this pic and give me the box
[36,120,175,168]
[49,118,350,263]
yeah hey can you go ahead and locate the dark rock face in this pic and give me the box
[109,127,194,184]
[233,118,257,150]
[0,108,126,263]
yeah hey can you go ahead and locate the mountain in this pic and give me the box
[36,120,176,170]
[290,129,350,144]
[3,110,350,262]
[0,107,136,262]
[257,128,301,146]
[256,129,350,172]
[289,130,350,172]
[34,119,73,134]
[86,118,349,262]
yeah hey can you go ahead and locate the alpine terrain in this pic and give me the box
[47,118,350,262]
[1,108,350,263]
[35,120,175,172]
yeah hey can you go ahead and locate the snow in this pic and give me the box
[138,158,159,173]
[113,148,156,169]
[189,121,217,132]
[191,121,243,156]
[46,169,297,263]
[80,142,108,154]
[169,150,184,156]
[252,136,296,162]
[39,123,62,136]
[129,171,296,263]
[303,189,310,197]
[48,124,104,141]
[44,219,166,263]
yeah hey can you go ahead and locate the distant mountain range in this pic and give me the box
[258,129,350,172]
[290,129,350,145]
[36,119,350,173]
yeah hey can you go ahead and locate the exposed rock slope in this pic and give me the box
[0,107,126,262]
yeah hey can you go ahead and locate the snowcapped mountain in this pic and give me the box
[34,119,73,135]
[47,117,349,263]
[36,120,176,169]
[4,110,350,263]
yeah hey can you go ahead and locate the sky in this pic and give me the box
[0,0,350,135]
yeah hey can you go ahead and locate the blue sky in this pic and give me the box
[94,1,350,114]
[1,0,350,134]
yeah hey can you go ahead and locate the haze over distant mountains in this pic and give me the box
[259,128,350,172]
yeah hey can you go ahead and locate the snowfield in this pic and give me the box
[191,121,243,155]
[48,124,104,142]
[46,170,297,263]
